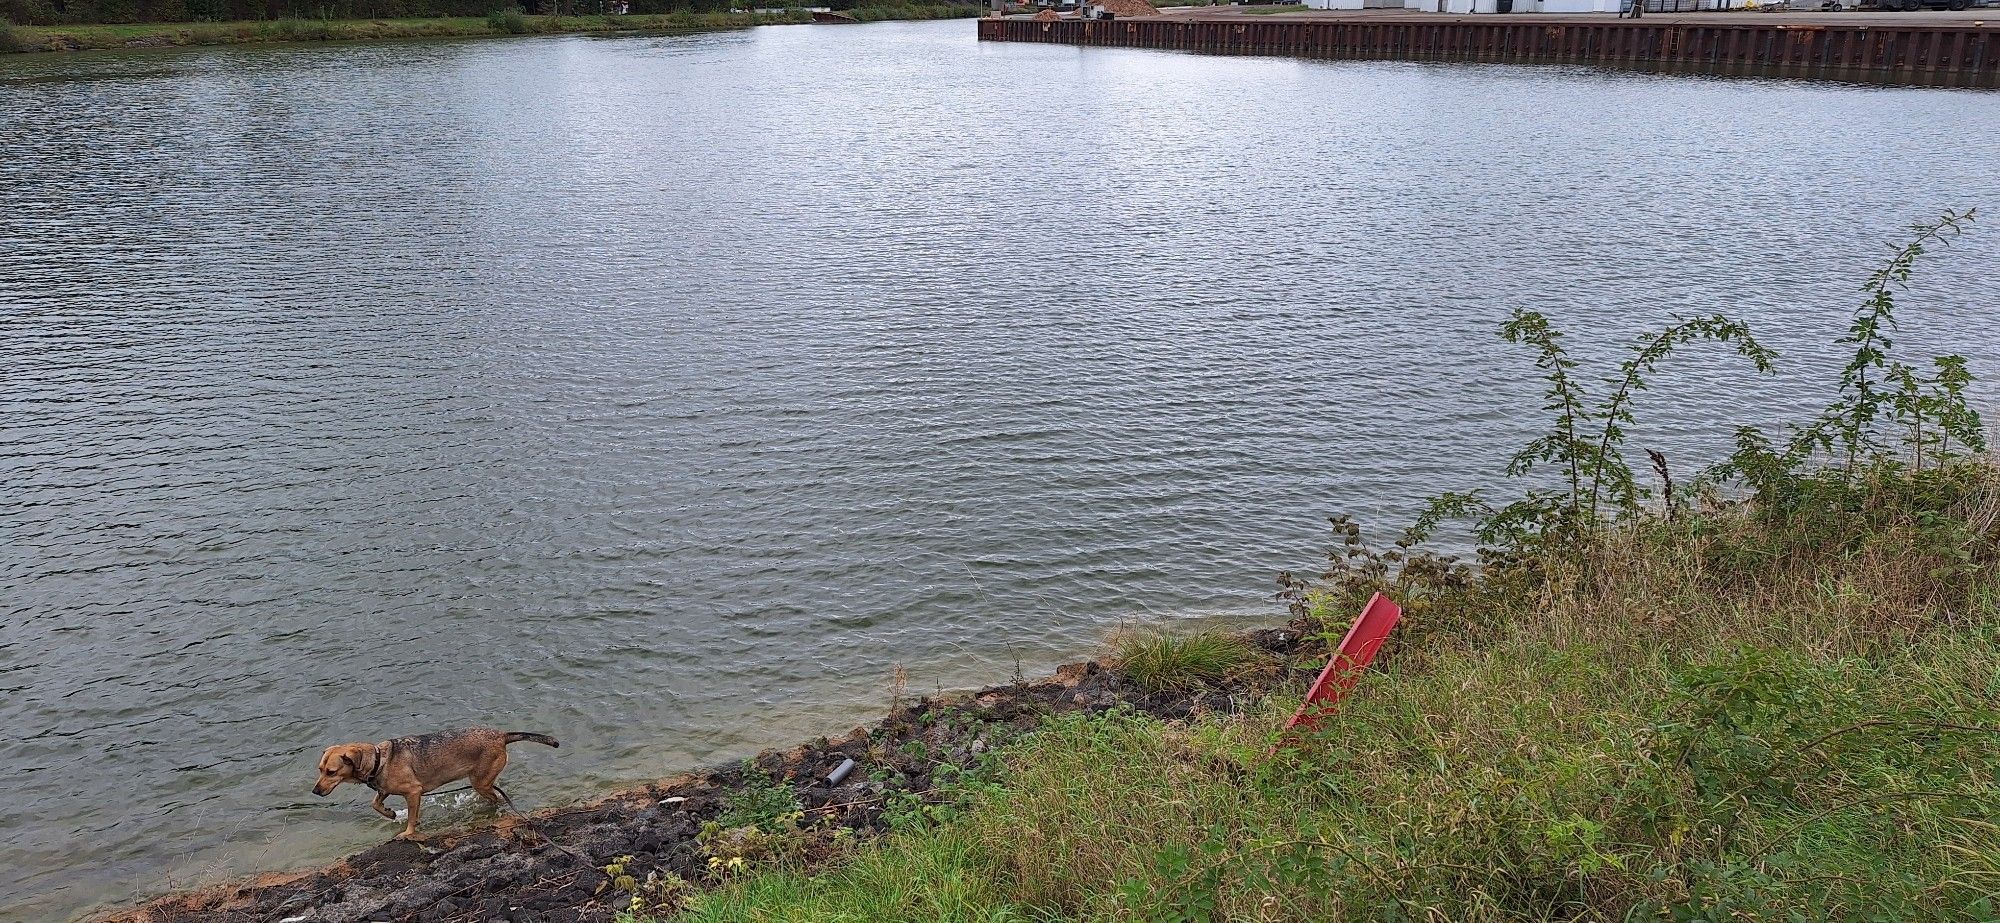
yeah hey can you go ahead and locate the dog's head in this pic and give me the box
[312,744,374,796]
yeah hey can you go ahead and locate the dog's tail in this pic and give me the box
[504,732,560,749]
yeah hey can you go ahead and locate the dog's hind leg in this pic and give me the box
[471,749,513,810]
[471,773,517,811]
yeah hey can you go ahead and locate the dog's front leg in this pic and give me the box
[372,791,395,820]
[394,791,423,839]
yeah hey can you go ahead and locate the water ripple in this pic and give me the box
[3,21,1998,922]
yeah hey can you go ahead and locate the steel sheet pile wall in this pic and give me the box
[977,16,1999,87]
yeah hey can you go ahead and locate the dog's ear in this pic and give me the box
[340,752,357,771]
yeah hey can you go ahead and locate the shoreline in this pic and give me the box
[92,621,1315,923]
[0,8,976,55]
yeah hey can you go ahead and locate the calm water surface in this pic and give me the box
[2,20,1997,921]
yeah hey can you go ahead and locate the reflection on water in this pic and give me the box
[1,20,1997,921]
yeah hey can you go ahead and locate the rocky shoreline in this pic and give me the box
[100,623,1316,923]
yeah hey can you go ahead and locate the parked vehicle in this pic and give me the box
[1872,0,1974,9]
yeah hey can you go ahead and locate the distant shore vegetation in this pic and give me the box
[0,0,977,52]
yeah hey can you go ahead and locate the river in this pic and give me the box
[2,19,1997,921]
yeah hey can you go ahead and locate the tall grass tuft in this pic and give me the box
[485,6,531,32]
[1112,629,1256,693]
[0,20,31,52]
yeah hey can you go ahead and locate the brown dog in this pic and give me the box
[312,728,559,839]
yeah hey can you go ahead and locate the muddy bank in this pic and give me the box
[99,624,1316,923]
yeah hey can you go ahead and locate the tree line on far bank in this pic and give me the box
[3,0,905,26]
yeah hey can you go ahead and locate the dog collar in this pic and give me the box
[358,742,387,791]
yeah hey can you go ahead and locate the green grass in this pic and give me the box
[662,219,2000,920]
[646,216,2000,922]
[1112,629,1257,694]
[669,465,2000,921]
[2,10,821,52]
[841,3,983,20]
[0,6,982,53]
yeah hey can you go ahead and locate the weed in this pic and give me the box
[1113,630,1256,693]
[887,662,908,716]
[1819,209,1981,473]
[1403,307,1773,554]
[601,854,693,920]
[1712,210,1986,510]
[883,737,1008,831]
[485,5,530,31]
[715,763,803,833]
[696,767,813,881]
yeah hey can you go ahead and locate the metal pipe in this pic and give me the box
[824,757,857,787]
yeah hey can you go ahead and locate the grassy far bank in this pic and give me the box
[0,4,976,53]
[0,12,800,52]
[616,213,2000,922]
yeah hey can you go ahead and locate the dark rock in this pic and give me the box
[102,621,1305,923]
[382,878,458,917]
[348,838,433,880]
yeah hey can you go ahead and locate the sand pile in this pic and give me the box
[1093,0,1161,16]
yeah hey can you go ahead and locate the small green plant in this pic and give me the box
[1714,209,1984,510]
[884,743,1007,830]
[602,854,694,921]
[700,823,796,865]
[1113,630,1256,693]
[1406,308,1773,553]
[697,808,817,881]
[1822,209,1981,471]
[486,5,532,32]
[1277,513,1505,655]
[717,763,804,833]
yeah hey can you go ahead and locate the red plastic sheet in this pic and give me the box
[1278,592,1403,739]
